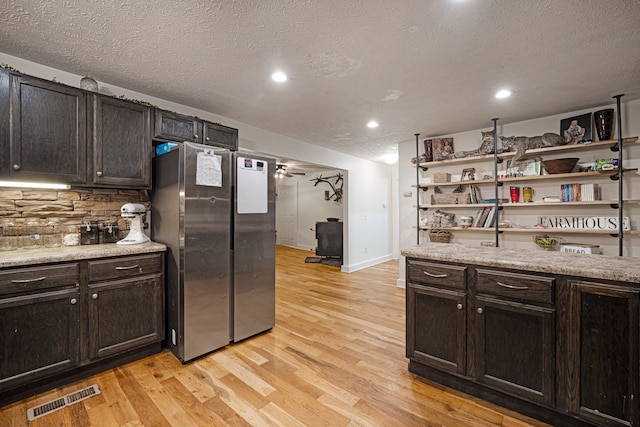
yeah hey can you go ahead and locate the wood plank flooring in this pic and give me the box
[0,246,550,426]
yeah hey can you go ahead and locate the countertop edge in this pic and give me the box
[402,243,640,283]
[0,242,167,268]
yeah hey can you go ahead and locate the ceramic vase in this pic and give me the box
[593,109,614,141]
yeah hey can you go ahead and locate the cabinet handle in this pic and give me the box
[70,298,77,305]
[477,307,484,314]
[96,171,103,177]
[115,264,139,270]
[456,303,463,310]
[92,293,98,299]
[496,281,529,290]
[13,164,20,171]
[423,271,447,278]
[11,276,47,284]
[205,136,210,141]
[194,134,199,139]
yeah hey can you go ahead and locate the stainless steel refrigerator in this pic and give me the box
[151,142,275,363]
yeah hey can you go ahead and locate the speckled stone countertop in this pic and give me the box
[402,243,640,283]
[0,242,167,269]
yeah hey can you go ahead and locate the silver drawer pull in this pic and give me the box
[496,281,529,290]
[115,264,139,270]
[423,271,447,278]
[11,276,47,284]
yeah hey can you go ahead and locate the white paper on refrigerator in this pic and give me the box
[196,150,222,187]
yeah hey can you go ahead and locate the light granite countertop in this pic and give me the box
[402,243,640,283]
[0,242,167,269]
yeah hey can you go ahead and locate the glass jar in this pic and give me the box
[20,219,43,249]
[43,218,63,248]
[0,218,18,251]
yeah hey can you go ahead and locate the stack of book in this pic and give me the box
[471,206,497,228]
[561,183,600,202]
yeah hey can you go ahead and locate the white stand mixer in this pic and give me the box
[117,203,150,245]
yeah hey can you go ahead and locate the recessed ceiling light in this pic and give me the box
[271,71,288,82]
[383,153,398,164]
[495,89,512,99]
[367,120,379,128]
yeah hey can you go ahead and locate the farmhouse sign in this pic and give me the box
[538,216,630,231]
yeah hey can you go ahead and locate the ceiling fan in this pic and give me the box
[275,164,306,178]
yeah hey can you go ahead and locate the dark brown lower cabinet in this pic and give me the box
[568,280,639,427]
[474,296,555,407]
[0,287,80,391]
[0,252,164,407]
[407,283,466,375]
[406,257,639,427]
[88,275,163,360]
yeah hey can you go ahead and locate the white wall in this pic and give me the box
[275,170,344,251]
[1,52,395,272]
[397,99,640,287]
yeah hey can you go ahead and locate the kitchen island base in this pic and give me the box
[404,243,639,427]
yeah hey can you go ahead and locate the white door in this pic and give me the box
[276,181,298,247]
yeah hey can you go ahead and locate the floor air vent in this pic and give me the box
[26,384,101,421]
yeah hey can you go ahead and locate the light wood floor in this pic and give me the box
[0,246,550,426]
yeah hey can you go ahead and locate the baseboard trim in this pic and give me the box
[341,254,392,273]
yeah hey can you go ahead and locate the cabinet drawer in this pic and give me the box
[476,268,554,304]
[407,259,467,290]
[88,254,162,282]
[0,264,79,295]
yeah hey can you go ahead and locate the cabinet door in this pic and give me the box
[9,75,86,183]
[89,95,151,188]
[87,275,163,360]
[407,283,466,375]
[568,280,639,427]
[0,68,8,175]
[203,121,238,150]
[474,296,556,407]
[0,287,80,391]
[154,109,201,143]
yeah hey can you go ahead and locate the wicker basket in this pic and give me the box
[431,193,471,205]
[428,229,452,243]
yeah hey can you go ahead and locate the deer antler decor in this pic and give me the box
[311,173,343,203]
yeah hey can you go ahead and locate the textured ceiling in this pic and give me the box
[1,0,640,164]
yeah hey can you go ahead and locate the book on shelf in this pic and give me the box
[469,185,478,204]
[471,208,483,227]
[561,183,600,202]
[484,207,497,228]
[478,198,509,204]
[470,206,497,228]
[476,207,490,227]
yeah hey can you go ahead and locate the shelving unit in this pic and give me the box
[416,137,639,169]
[418,226,639,235]
[417,200,640,210]
[413,96,638,255]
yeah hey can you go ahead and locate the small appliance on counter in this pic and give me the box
[102,222,120,243]
[117,203,150,245]
[80,221,99,245]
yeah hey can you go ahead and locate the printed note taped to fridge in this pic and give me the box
[237,157,268,213]
[196,150,222,187]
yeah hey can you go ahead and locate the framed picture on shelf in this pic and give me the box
[502,158,541,177]
[460,168,475,181]
[432,138,454,161]
[560,113,592,144]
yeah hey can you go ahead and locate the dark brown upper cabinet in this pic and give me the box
[88,95,152,188]
[203,121,238,150]
[154,109,201,143]
[9,74,87,184]
[155,109,238,150]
